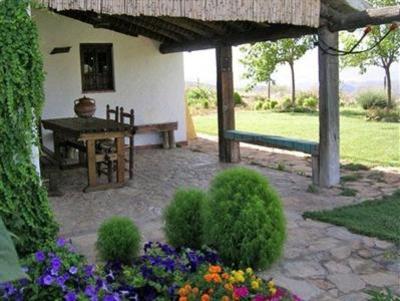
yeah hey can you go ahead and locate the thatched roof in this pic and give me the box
[38,0,321,28]
[37,0,373,53]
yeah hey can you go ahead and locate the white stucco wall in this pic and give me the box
[33,9,186,149]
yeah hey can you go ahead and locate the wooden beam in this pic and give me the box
[160,25,316,53]
[58,10,169,42]
[216,46,240,163]
[115,15,184,42]
[318,27,340,187]
[141,16,198,40]
[159,17,215,38]
[192,19,227,35]
[328,6,400,31]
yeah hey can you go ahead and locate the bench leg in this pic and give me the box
[162,132,170,149]
[168,130,176,149]
[312,155,319,186]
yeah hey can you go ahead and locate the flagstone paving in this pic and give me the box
[48,141,400,301]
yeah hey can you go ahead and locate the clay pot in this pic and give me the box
[74,96,96,118]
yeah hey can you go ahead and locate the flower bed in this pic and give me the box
[1,239,302,301]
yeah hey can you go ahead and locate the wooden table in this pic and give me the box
[42,117,133,192]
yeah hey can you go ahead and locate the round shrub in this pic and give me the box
[96,216,140,263]
[205,168,286,270]
[233,92,243,106]
[356,90,387,110]
[303,96,318,109]
[163,188,207,249]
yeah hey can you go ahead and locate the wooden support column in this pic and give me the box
[318,27,340,187]
[216,45,240,163]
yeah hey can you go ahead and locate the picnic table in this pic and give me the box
[42,117,133,192]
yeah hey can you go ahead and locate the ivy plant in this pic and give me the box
[0,0,58,256]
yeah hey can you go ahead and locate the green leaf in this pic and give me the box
[0,217,27,282]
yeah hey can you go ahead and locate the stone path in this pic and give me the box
[48,141,400,301]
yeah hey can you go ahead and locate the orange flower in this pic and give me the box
[178,288,188,297]
[222,273,230,280]
[184,284,192,292]
[201,294,211,301]
[212,274,222,283]
[224,283,233,291]
[204,274,214,282]
[192,287,199,295]
[221,296,230,301]
[179,297,188,301]
[208,265,222,274]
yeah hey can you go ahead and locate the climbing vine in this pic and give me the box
[0,0,58,255]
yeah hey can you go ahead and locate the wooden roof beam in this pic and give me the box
[115,15,184,42]
[160,25,316,53]
[140,16,199,40]
[158,17,215,38]
[327,5,400,31]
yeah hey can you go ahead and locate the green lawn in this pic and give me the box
[303,190,400,243]
[193,110,400,167]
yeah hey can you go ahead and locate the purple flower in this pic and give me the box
[56,275,68,286]
[51,257,62,271]
[69,266,78,275]
[84,265,94,277]
[84,285,97,297]
[42,275,54,286]
[64,291,77,301]
[104,294,120,301]
[56,237,66,247]
[35,251,45,262]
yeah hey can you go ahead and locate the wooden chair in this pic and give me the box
[96,105,119,182]
[119,107,135,179]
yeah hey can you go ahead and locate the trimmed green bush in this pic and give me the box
[253,100,265,111]
[233,92,243,106]
[186,86,216,109]
[303,96,318,109]
[366,108,399,123]
[96,216,140,263]
[356,90,387,110]
[270,100,278,109]
[163,188,207,249]
[205,168,286,269]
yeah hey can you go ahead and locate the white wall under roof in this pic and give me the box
[33,9,186,149]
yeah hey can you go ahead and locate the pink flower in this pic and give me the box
[253,295,265,301]
[233,286,249,298]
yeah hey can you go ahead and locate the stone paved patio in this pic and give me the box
[48,141,400,301]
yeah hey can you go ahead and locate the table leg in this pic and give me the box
[86,140,97,189]
[116,137,125,184]
[53,132,62,168]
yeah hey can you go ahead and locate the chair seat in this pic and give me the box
[97,139,115,153]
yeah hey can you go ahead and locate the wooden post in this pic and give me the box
[318,27,340,187]
[216,45,240,163]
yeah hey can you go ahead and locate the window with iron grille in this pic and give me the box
[80,43,114,92]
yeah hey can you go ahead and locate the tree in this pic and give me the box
[240,37,313,104]
[340,0,400,108]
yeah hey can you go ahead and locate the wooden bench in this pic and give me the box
[224,130,320,184]
[134,122,178,149]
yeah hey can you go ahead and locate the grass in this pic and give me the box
[193,110,400,167]
[340,173,362,182]
[303,190,400,243]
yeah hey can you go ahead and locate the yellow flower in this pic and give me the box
[251,280,260,290]
[228,276,235,284]
[245,267,253,275]
[268,280,275,289]
[234,274,245,283]
[269,287,277,295]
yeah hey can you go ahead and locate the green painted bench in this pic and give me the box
[224,130,319,184]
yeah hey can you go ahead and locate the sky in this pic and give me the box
[183,47,400,93]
